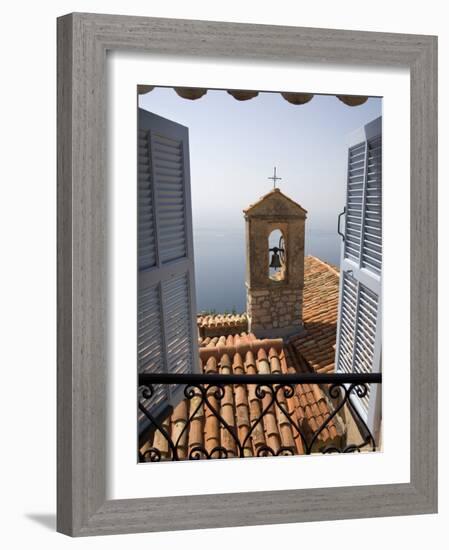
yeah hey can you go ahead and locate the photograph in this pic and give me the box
[1,1,439,543]
[136,86,383,462]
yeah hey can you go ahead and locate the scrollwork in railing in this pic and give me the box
[138,373,381,461]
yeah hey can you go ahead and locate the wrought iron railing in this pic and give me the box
[138,372,382,461]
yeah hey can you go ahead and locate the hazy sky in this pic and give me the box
[138,87,382,311]
[138,88,382,235]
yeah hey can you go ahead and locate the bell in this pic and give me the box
[269,247,282,269]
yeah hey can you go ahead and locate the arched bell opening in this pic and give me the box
[268,229,286,281]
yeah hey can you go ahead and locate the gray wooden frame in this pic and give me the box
[57,12,438,536]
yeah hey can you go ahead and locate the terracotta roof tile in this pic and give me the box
[141,330,341,460]
[140,255,344,461]
[289,256,340,373]
[197,313,248,338]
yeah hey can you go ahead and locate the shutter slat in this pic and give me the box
[137,284,168,418]
[138,130,157,270]
[337,272,358,376]
[163,274,193,380]
[138,109,197,428]
[344,141,366,263]
[336,118,382,425]
[361,134,382,274]
[352,283,380,412]
[152,131,187,264]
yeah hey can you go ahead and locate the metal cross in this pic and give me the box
[268,166,282,189]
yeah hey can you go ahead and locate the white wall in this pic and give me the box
[0,0,445,547]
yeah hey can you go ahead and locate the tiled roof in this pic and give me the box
[140,332,341,460]
[140,255,343,461]
[197,313,248,338]
[195,257,340,369]
[289,256,340,374]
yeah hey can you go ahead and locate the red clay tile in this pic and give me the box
[140,256,344,461]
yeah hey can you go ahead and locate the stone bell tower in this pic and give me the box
[244,187,307,338]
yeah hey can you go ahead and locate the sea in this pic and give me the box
[193,225,341,313]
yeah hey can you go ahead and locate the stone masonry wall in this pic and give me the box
[247,287,303,335]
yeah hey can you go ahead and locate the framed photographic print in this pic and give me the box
[57,13,437,536]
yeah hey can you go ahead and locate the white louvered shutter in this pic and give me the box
[335,116,382,436]
[138,108,199,431]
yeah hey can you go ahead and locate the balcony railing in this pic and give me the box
[138,372,382,461]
